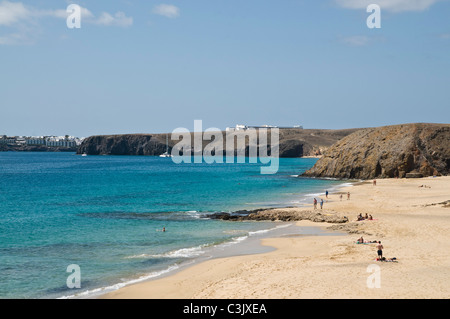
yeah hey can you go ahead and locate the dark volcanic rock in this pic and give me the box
[77,134,168,156]
[302,123,450,179]
[0,145,77,152]
[278,139,307,157]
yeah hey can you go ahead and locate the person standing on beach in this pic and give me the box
[347,192,350,200]
[376,241,383,260]
[320,199,324,209]
[325,190,329,198]
[313,198,317,209]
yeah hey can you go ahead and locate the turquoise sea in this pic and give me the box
[0,152,347,299]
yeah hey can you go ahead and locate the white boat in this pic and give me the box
[81,153,87,157]
[159,152,172,158]
[159,135,172,158]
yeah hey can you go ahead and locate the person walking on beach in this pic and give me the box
[376,241,383,260]
[320,198,324,209]
[347,192,350,200]
[313,198,317,209]
[325,190,329,198]
[340,194,343,201]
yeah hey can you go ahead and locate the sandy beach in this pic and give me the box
[101,176,450,299]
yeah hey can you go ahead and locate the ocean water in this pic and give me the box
[0,152,345,299]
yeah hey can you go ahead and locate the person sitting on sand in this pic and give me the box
[357,236,364,244]
[368,214,373,220]
[364,213,369,219]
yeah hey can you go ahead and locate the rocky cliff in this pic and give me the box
[76,128,360,157]
[302,123,450,179]
[77,134,167,156]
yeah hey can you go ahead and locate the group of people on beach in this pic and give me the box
[313,190,351,209]
[316,189,396,262]
[356,236,387,260]
[356,221,397,262]
[357,213,373,221]
[313,198,324,209]
[339,192,350,201]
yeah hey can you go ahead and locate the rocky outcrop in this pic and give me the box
[204,207,349,223]
[76,128,361,157]
[0,145,77,152]
[302,123,450,179]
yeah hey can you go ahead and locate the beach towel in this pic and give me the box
[376,257,398,262]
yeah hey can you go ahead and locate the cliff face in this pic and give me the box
[76,128,361,157]
[77,134,167,156]
[302,123,450,179]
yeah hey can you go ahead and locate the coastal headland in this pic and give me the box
[101,176,450,299]
[302,123,450,179]
[76,127,361,158]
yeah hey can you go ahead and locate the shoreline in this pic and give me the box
[91,178,356,299]
[69,178,355,299]
[70,222,342,299]
[93,221,344,300]
[100,176,450,299]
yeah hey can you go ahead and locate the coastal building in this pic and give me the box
[26,137,47,146]
[226,124,248,132]
[15,137,26,145]
[0,136,17,145]
[45,136,78,148]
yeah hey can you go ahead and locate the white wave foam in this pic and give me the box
[58,264,180,299]
[223,235,248,245]
[185,210,202,219]
[125,245,208,260]
[248,223,291,236]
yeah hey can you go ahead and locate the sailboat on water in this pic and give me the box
[159,134,173,158]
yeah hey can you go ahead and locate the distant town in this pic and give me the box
[0,135,85,148]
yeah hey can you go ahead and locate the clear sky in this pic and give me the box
[1,0,449,137]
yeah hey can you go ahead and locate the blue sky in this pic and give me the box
[1,0,449,137]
